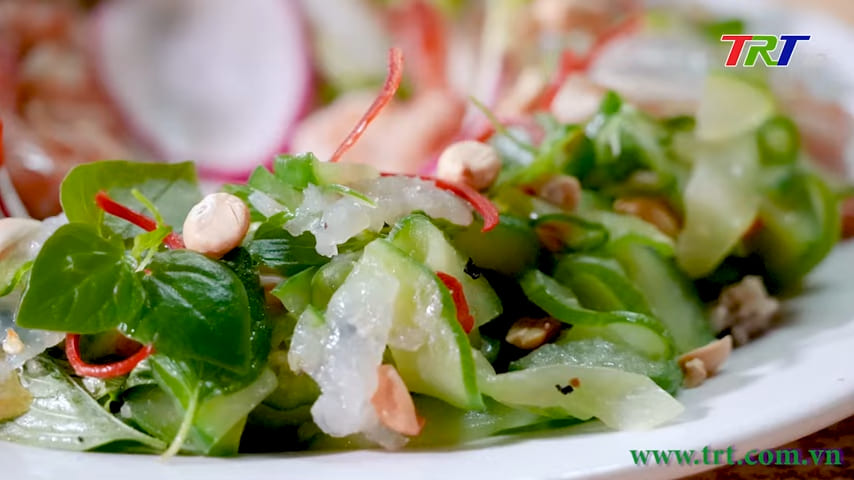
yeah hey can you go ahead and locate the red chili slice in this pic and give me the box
[95,191,184,249]
[431,177,499,232]
[436,272,475,334]
[65,333,153,379]
[329,47,404,163]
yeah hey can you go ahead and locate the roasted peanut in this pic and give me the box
[182,193,250,259]
[537,175,582,211]
[436,140,502,191]
[613,197,681,238]
[371,364,423,436]
[505,317,562,350]
[678,336,733,388]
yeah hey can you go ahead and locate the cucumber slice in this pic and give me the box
[270,267,316,315]
[520,270,673,359]
[532,214,609,252]
[553,255,650,313]
[360,240,482,409]
[389,214,501,326]
[611,241,714,353]
[696,74,775,142]
[579,209,675,257]
[448,214,539,276]
[481,364,684,430]
[510,338,683,394]
[310,252,358,310]
[409,396,547,447]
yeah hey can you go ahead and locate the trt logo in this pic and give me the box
[720,35,810,67]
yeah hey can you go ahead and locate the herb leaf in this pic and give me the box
[0,355,165,452]
[60,161,201,237]
[127,250,253,372]
[16,223,144,334]
[247,223,328,275]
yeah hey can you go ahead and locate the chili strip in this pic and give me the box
[95,191,184,249]
[65,333,153,379]
[436,272,475,333]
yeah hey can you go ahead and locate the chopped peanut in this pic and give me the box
[613,197,681,238]
[371,364,423,436]
[436,140,501,191]
[537,175,582,211]
[182,193,251,259]
[681,358,708,388]
[506,317,562,350]
[2,328,24,355]
[678,335,733,388]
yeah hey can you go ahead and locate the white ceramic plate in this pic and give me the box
[4,1,854,479]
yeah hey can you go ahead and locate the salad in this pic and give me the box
[0,15,849,456]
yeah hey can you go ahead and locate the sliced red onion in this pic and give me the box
[92,0,314,181]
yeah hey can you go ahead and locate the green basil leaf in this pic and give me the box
[60,161,201,237]
[247,223,328,275]
[16,223,144,334]
[220,247,273,375]
[128,250,253,372]
[0,355,165,452]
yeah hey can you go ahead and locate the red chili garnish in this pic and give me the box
[380,172,499,232]
[537,15,641,110]
[389,0,447,91]
[329,47,404,163]
[436,272,475,334]
[0,119,10,218]
[65,333,153,379]
[95,191,184,249]
[432,177,499,232]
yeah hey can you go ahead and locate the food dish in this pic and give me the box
[1,0,854,480]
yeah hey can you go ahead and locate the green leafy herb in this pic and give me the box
[247,223,329,275]
[16,223,144,334]
[0,355,165,452]
[60,161,200,237]
[129,250,253,372]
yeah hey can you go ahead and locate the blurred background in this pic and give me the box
[0,0,852,220]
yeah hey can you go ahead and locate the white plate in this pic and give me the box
[4,2,854,479]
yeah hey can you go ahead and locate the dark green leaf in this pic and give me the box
[16,223,144,334]
[0,355,165,452]
[247,222,328,275]
[127,250,252,372]
[60,161,201,237]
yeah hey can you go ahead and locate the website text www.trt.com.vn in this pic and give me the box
[631,445,844,468]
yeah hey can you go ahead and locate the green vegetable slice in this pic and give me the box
[481,364,683,430]
[389,213,502,326]
[0,355,165,452]
[612,240,713,353]
[519,270,673,359]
